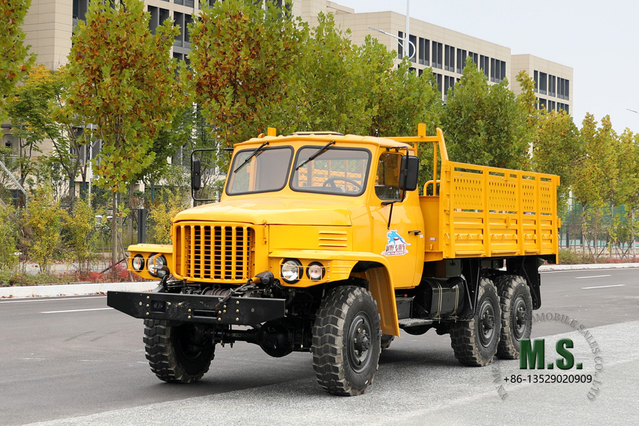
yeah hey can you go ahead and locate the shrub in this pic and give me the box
[24,186,67,274]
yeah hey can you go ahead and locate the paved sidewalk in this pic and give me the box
[1,263,638,299]
[0,281,158,299]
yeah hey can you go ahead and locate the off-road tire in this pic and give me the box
[144,319,215,383]
[312,286,382,396]
[381,335,394,351]
[495,275,533,359]
[450,278,501,366]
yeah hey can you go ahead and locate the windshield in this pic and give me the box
[291,147,370,196]
[226,146,293,195]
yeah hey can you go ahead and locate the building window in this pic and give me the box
[184,14,193,47]
[489,59,506,82]
[160,8,170,25]
[444,75,456,101]
[433,73,443,97]
[73,0,89,27]
[432,42,443,69]
[174,12,184,47]
[444,45,455,72]
[549,75,556,97]
[397,31,404,60]
[479,55,489,77]
[456,49,466,73]
[174,0,183,5]
[557,78,570,100]
[468,52,478,66]
[534,70,538,92]
[418,38,429,66]
[548,100,555,111]
[409,34,417,62]
[539,72,548,95]
[185,0,194,6]
[539,98,547,109]
[148,6,158,34]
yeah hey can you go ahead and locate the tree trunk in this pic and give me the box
[111,191,119,267]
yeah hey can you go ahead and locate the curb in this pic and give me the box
[2,263,639,299]
[0,281,158,299]
[540,263,639,271]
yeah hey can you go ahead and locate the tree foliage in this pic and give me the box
[188,0,303,151]
[65,0,179,263]
[25,186,67,274]
[441,57,530,170]
[0,0,36,121]
[66,0,179,194]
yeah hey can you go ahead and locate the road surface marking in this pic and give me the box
[575,274,612,279]
[0,296,106,304]
[581,284,625,290]
[41,308,113,314]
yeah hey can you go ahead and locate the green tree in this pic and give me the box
[572,114,610,260]
[65,0,179,264]
[531,110,581,214]
[284,16,379,135]
[188,0,303,158]
[440,57,529,170]
[371,59,441,138]
[25,186,67,274]
[65,198,98,273]
[0,0,36,121]
[0,203,19,282]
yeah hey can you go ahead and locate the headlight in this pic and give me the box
[281,259,302,283]
[148,253,167,277]
[306,262,325,280]
[132,254,145,272]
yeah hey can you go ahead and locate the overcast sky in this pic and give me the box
[334,0,639,134]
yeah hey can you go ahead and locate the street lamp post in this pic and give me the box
[368,27,416,62]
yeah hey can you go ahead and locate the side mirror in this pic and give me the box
[399,155,419,191]
[191,157,201,191]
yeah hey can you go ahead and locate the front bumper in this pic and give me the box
[107,291,286,326]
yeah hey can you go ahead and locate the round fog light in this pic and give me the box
[148,254,167,277]
[281,259,302,283]
[307,262,324,280]
[132,254,145,272]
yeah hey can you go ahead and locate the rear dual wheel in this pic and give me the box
[451,278,501,366]
[495,275,533,359]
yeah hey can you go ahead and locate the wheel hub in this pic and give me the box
[513,296,528,339]
[478,300,496,347]
[348,314,373,372]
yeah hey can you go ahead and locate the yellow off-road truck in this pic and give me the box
[108,124,559,396]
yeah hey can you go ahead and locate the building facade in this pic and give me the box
[294,0,573,113]
[18,0,573,112]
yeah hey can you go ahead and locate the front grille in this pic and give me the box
[174,223,254,283]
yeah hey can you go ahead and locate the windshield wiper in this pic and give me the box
[233,141,269,174]
[295,141,336,171]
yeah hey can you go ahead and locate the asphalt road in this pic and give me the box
[1,268,637,426]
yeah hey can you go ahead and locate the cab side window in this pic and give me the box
[375,152,402,201]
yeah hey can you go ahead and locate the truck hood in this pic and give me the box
[173,198,352,226]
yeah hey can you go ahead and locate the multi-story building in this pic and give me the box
[293,0,573,113]
[17,0,573,111]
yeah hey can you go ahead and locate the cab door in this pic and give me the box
[370,151,424,289]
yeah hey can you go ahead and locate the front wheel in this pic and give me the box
[450,278,501,366]
[312,286,381,396]
[144,319,215,383]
